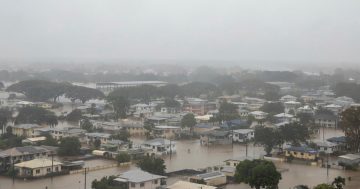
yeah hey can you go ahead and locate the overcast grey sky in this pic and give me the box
[0,0,360,65]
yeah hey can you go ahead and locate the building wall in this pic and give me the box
[129,180,161,189]
[18,165,61,177]
[205,176,227,186]
[285,150,317,160]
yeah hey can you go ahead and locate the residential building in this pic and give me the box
[168,181,217,189]
[114,169,167,189]
[315,114,338,128]
[153,126,181,139]
[0,146,52,172]
[142,138,176,156]
[200,130,232,145]
[273,113,294,123]
[22,136,46,145]
[324,104,342,115]
[338,154,360,166]
[11,124,43,137]
[232,129,254,143]
[194,123,218,134]
[189,172,227,186]
[131,103,155,118]
[183,98,216,115]
[43,127,86,140]
[313,140,339,154]
[280,95,297,103]
[15,159,62,178]
[285,146,318,161]
[284,101,301,114]
[85,133,111,145]
[122,125,146,136]
[249,111,268,120]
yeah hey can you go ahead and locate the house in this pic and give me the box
[122,125,146,136]
[243,97,266,111]
[313,140,338,154]
[285,146,318,161]
[22,136,46,145]
[200,130,232,145]
[280,95,297,103]
[11,124,43,137]
[168,181,217,189]
[274,113,294,123]
[249,111,268,120]
[189,172,227,186]
[315,114,338,128]
[333,96,354,109]
[232,129,254,143]
[142,138,176,156]
[0,146,52,172]
[220,119,249,129]
[324,104,342,115]
[16,101,35,108]
[183,98,216,115]
[238,109,249,118]
[15,159,62,178]
[85,132,111,145]
[44,127,86,140]
[297,105,314,115]
[194,123,218,134]
[114,169,167,189]
[338,154,360,167]
[284,101,301,114]
[101,140,129,152]
[131,103,154,118]
[153,126,181,139]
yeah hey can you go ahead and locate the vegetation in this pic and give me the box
[137,156,166,175]
[333,82,360,102]
[65,85,105,103]
[91,176,125,189]
[80,119,94,132]
[340,107,360,152]
[254,127,281,156]
[279,123,309,146]
[181,113,197,131]
[58,137,81,156]
[66,109,82,122]
[234,159,281,189]
[313,184,336,189]
[260,102,284,115]
[106,95,129,119]
[111,129,130,142]
[40,134,58,146]
[116,152,131,164]
[15,106,58,126]
[218,101,239,122]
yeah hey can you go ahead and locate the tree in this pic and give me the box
[332,176,346,189]
[254,127,281,156]
[40,134,58,146]
[260,102,284,115]
[116,152,131,164]
[107,95,129,119]
[234,159,281,189]
[279,123,309,146]
[0,108,12,134]
[111,128,130,142]
[340,107,360,152]
[297,112,314,126]
[58,137,81,156]
[93,139,101,149]
[0,81,4,89]
[164,98,180,108]
[92,176,125,189]
[181,113,197,131]
[313,184,336,189]
[137,156,166,175]
[80,119,94,132]
[66,109,82,122]
[65,86,105,103]
[219,101,239,122]
[15,106,58,126]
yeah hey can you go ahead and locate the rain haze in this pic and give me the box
[0,0,360,69]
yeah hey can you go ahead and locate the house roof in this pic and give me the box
[167,181,217,189]
[274,113,294,118]
[143,138,174,146]
[15,159,62,169]
[0,146,50,157]
[285,146,318,154]
[12,124,41,129]
[315,114,337,121]
[154,126,181,130]
[23,136,46,142]
[233,129,254,134]
[115,169,166,183]
[327,136,347,143]
[202,130,230,137]
[85,132,111,138]
[194,171,225,180]
[338,154,360,161]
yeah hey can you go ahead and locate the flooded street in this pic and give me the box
[0,128,359,189]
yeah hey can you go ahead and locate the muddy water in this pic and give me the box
[0,128,359,189]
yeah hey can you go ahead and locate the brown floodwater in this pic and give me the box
[1,128,359,189]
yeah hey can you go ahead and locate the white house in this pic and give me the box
[15,159,62,178]
[153,126,181,139]
[232,129,254,143]
[131,103,155,118]
[284,101,301,114]
[114,169,167,189]
[142,138,176,156]
[85,133,111,144]
[168,181,217,189]
[250,111,268,120]
[274,113,294,123]
[280,95,297,103]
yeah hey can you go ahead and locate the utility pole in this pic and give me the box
[245,141,248,157]
[169,139,172,160]
[84,168,87,189]
[12,159,15,184]
[51,153,54,180]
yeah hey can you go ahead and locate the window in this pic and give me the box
[226,162,230,166]
[36,169,40,174]
[140,183,145,187]
[154,179,158,184]
[47,168,51,173]
[55,167,59,172]
[234,163,237,166]
[131,183,135,188]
